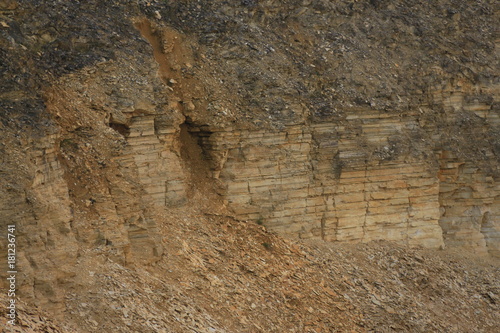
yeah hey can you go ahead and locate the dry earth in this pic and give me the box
[1,205,499,332]
[1,203,499,332]
[0,0,499,332]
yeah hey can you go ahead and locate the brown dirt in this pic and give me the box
[2,206,498,332]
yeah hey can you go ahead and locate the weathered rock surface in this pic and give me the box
[0,0,499,331]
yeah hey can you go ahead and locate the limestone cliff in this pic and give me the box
[0,0,499,331]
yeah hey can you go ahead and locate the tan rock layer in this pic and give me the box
[200,115,444,249]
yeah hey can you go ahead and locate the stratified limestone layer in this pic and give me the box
[438,153,500,256]
[179,84,498,255]
[90,81,499,256]
[123,114,187,208]
[204,112,445,249]
[432,77,500,256]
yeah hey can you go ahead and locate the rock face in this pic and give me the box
[209,118,445,247]
[167,90,500,254]
[0,0,499,325]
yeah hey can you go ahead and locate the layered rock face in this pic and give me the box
[0,0,499,318]
[434,80,500,257]
[103,78,500,255]
[204,119,444,247]
[194,99,499,254]
[209,79,499,254]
